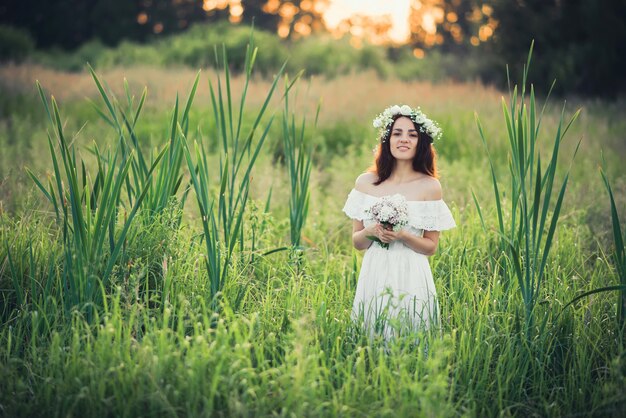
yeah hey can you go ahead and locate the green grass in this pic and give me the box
[474,45,585,337]
[1,44,626,416]
[1,204,624,416]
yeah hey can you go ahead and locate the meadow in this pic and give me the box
[1,42,625,417]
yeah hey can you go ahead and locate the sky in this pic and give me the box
[323,0,412,43]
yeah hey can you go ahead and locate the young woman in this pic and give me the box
[342,104,456,340]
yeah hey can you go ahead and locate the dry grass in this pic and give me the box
[0,64,503,119]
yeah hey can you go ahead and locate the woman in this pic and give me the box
[342,104,456,340]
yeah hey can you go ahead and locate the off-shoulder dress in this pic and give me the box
[342,188,456,339]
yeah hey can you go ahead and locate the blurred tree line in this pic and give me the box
[0,0,326,48]
[488,0,626,96]
[0,0,624,97]
[406,0,626,96]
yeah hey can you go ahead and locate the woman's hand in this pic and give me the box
[366,223,405,244]
[362,223,380,240]
[377,224,406,244]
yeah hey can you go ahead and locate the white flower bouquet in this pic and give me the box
[364,194,409,249]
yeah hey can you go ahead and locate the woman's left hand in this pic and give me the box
[378,226,406,244]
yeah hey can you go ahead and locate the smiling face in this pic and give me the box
[389,116,419,161]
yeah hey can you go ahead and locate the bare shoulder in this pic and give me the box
[355,172,378,189]
[419,176,442,200]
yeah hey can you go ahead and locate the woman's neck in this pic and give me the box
[388,160,421,184]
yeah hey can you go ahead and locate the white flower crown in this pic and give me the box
[372,104,442,141]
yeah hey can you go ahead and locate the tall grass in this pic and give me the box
[600,161,626,331]
[181,37,293,308]
[88,65,196,220]
[474,44,581,336]
[555,159,626,337]
[24,85,167,317]
[3,216,57,313]
[2,210,623,416]
[281,78,317,249]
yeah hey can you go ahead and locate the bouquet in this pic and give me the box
[364,194,409,249]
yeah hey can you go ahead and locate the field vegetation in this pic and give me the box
[0,36,625,417]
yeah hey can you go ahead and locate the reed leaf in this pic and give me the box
[600,162,626,328]
[474,45,581,336]
[28,84,170,317]
[88,66,195,218]
[281,77,315,248]
[181,32,294,308]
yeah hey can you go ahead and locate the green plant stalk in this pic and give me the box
[181,35,292,308]
[601,164,626,330]
[27,87,166,316]
[281,76,316,249]
[474,42,581,336]
[88,65,197,220]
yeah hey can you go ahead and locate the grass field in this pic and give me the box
[1,58,625,417]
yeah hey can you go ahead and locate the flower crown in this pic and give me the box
[372,104,442,142]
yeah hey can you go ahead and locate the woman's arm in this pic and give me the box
[350,172,382,250]
[398,229,440,256]
[352,219,379,251]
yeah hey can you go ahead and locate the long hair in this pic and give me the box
[368,114,438,185]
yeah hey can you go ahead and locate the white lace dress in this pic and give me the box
[343,188,456,340]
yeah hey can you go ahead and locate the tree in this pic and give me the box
[241,0,281,31]
[0,0,94,49]
[241,1,328,39]
[408,0,491,51]
[0,0,219,49]
[488,0,626,96]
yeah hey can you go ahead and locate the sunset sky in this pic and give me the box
[323,0,412,43]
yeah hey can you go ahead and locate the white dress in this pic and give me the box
[342,188,456,340]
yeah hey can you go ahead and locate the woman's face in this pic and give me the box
[389,116,419,161]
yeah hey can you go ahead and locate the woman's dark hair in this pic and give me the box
[368,114,438,185]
